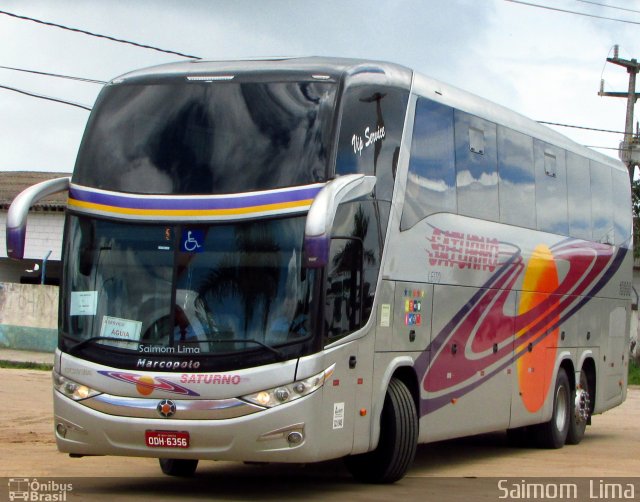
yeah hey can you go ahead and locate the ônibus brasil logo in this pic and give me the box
[8,478,72,501]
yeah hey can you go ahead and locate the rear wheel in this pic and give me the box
[566,369,590,445]
[344,377,417,484]
[535,367,570,449]
[159,458,198,477]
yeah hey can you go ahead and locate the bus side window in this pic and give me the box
[497,126,536,229]
[612,167,632,247]
[401,98,456,230]
[324,237,363,343]
[534,140,569,236]
[591,160,614,244]
[566,151,592,240]
[454,111,499,222]
[335,85,409,202]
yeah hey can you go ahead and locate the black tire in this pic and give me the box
[566,369,590,445]
[344,378,418,484]
[159,458,198,477]
[535,367,570,449]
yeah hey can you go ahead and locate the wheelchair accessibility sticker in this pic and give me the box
[181,229,204,253]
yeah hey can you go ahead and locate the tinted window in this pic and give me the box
[497,126,535,228]
[566,151,592,240]
[611,167,630,247]
[591,161,613,243]
[454,111,498,221]
[74,81,337,194]
[325,201,381,343]
[335,85,409,201]
[325,238,363,341]
[61,215,317,371]
[534,140,568,235]
[401,99,456,230]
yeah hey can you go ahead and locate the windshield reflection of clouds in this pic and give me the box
[75,81,336,195]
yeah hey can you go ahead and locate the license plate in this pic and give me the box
[145,430,190,448]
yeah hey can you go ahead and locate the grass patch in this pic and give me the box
[629,359,640,386]
[0,360,53,371]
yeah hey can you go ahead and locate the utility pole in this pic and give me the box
[599,45,640,182]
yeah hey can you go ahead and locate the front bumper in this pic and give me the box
[54,388,334,463]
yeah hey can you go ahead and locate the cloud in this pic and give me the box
[0,0,634,171]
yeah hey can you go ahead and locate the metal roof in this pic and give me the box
[0,171,70,210]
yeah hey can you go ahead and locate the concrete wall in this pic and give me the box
[0,282,58,352]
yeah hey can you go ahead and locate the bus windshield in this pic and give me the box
[73,79,337,194]
[60,214,315,369]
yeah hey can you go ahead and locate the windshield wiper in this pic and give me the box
[66,336,136,355]
[180,338,286,360]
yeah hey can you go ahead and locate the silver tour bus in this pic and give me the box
[6,57,632,482]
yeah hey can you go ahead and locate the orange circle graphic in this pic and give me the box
[516,244,559,412]
[135,376,155,396]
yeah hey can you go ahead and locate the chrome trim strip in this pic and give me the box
[82,393,265,420]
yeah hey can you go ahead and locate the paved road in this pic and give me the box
[2,368,639,501]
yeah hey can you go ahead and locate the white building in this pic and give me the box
[0,171,69,284]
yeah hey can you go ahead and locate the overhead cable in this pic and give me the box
[0,9,201,59]
[505,0,640,25]
[576,0,640,15]
[538,120,625,134]
[0,65,106,84]
[0,84,92,111]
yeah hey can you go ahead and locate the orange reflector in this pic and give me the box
[451,398,458,404]
[360,409,367,416]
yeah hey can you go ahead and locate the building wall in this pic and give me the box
[0,211,64,284]
[632,265,640,358]
[0,212,63,351]
[0,282,58,351]
[0,210,64,260]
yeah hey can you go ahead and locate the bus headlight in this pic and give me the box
[242,364,335,408]
[53,372,101,401]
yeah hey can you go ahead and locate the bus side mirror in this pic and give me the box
[303,174,376,268]
[6,177,70,260]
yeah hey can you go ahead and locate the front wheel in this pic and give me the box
[344,377,418,483]
[159,458,198,477]
[535,367,570,449]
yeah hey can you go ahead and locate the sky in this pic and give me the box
[0,0,639,173]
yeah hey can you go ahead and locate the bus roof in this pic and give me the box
[111,56,413,89]
[110,56,624,173]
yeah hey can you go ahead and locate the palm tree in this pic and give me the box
[329,204,376,331]
[197,223,281,341]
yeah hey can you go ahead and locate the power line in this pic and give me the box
[537,120,625,134]
[0,84,91,111]
[0,9,201,60]
[576,0,640,15]
[0,71,626,137]
[505,0,640,25]
[0,65,106,85]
